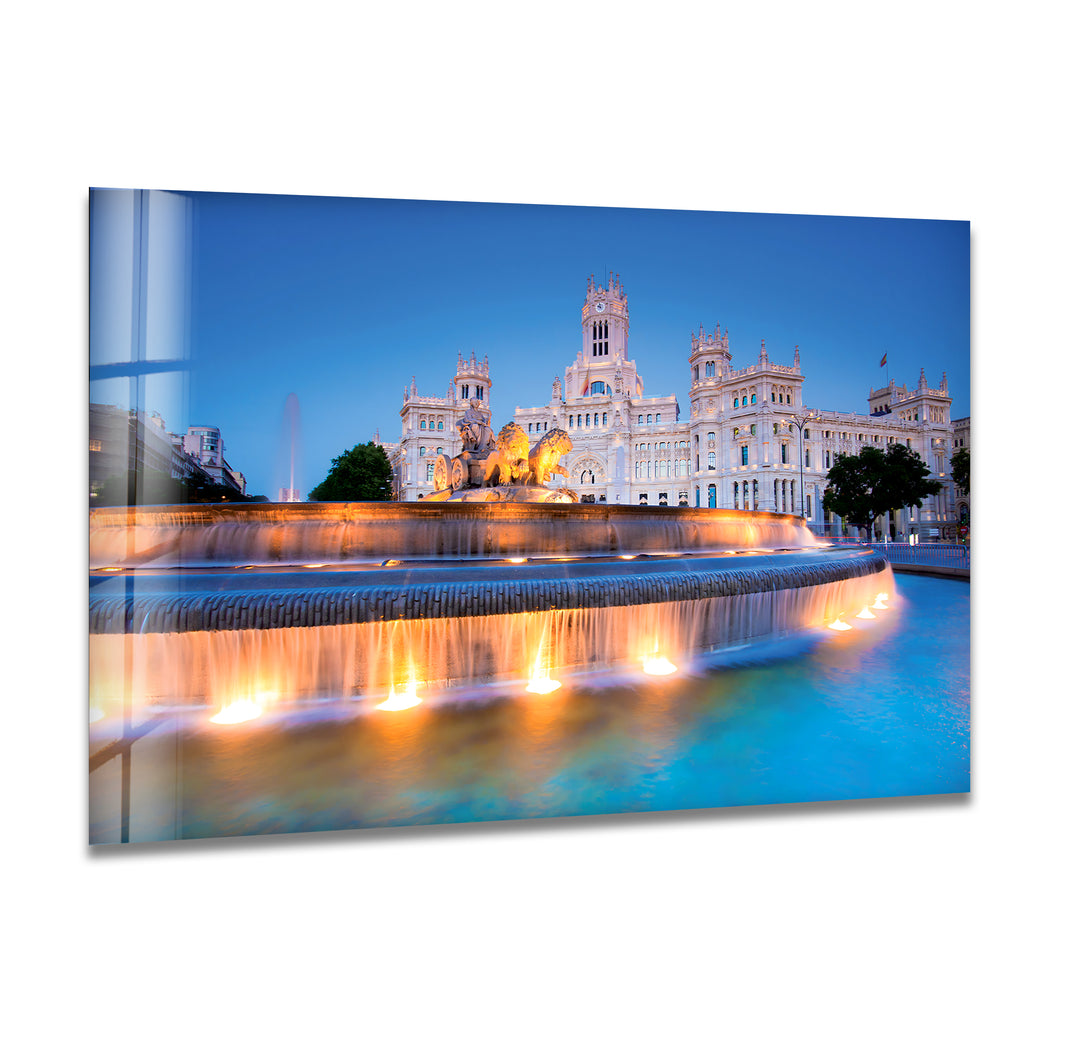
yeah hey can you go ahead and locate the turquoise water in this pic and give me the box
[90,574,969,842]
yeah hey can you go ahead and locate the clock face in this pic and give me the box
[595,302,606,312]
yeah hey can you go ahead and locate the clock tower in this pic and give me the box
[581,271,629,361]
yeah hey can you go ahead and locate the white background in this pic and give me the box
[3,3,1075,1040]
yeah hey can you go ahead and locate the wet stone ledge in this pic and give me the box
[89,555,888,635]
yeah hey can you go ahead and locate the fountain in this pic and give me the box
[88,418,894,719]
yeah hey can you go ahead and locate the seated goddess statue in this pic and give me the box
[455,399,493,454]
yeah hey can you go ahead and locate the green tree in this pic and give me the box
[309,442,393,502]
[951,447,970,496]
[822,443,943,540]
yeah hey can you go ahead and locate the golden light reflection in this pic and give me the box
[508,557,526,563]
[642,653,678,676]
[873,593,890,609]
[855,606,876,619]
[619,554,637,560]
[376,679,422,712]
[827,618,853,631]
[526,635,562,694]
[210,699,264,724]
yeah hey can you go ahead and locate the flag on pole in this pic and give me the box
[879,352,888,367]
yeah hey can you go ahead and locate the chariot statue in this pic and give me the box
[430,413,577,503]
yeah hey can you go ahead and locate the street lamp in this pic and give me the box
[786,412,818,519]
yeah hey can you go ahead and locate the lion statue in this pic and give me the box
[482,422,530,487]
[526,428,573,486]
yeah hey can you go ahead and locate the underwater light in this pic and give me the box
[526,677,562,694]
[855,606,876,619]
[827,618,853,631]
[210,700,263,724]
[642,654,678,675]
[376,681,422,711]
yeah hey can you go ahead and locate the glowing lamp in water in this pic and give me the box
[526,677,562,695]
[526,642,561,694]
[210,700,263,724]
[855,606,876,619]
[872,593,890,610]
[376,680,422,712]
[507,557,526,564]
[642,654,678,676]
[827,618,853,631]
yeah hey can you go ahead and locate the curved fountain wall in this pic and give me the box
[88,502,893,711]
[89,501,819,568]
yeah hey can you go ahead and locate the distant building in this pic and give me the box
[90,407,247,502]
[177,425,245,495]
[390,352,492,502]
[388,275,968,539]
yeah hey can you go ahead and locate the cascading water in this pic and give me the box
[88,502,894,716]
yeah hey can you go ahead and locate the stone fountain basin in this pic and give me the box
[89,547,888,634]
[88,501,820,569]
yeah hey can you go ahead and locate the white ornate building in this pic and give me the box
[390,275,966,539]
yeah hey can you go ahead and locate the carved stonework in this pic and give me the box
[427,420,576,503]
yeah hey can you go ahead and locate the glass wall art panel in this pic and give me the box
[88,189,970,844]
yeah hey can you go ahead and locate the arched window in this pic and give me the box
[420,420,426,429]
[419,446,426,456]
[460,385,470,399]
[733,397,739,409]
[693,365,699,381]
[708,484,717,508]
[646,415,653,425]
[695,487,701,507]
[708,451,716,469]
[569,416,574,428]
[805,448,810,467]
[638,415,643,425]
[741,446,748,465]
[437,421,443,430]
[476,386,484,400]
[705,361,715,377]
[781,443,788,464]
[751,394,756,404]
[602,413,607,426]
[742,396,747,406]
[590,380,608,396]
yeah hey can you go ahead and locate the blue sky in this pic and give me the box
[90,191,969,498]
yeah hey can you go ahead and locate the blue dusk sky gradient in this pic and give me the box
[91,191,969,499]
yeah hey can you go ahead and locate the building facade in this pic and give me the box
[389,276,967,539]
[90,407,247,502]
